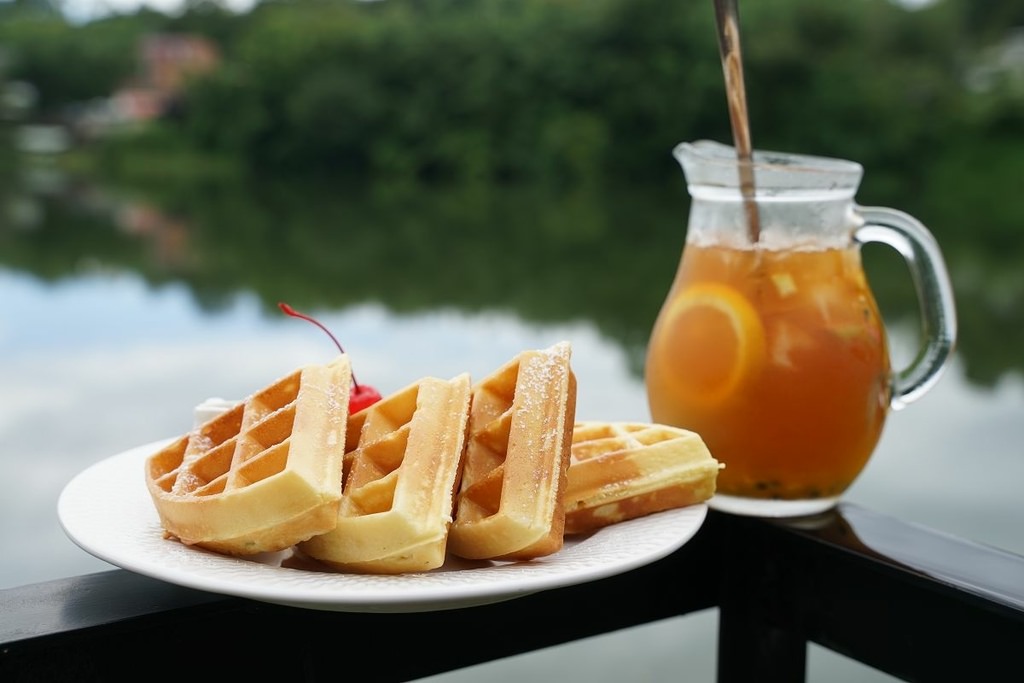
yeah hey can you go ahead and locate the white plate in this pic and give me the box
[59,439,708,613]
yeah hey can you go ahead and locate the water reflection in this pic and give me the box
[4,161,1022,387]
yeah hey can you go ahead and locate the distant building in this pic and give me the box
[79,33,221,136]
[137,33,220,99]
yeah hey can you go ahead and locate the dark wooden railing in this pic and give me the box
[3,503,1022,682]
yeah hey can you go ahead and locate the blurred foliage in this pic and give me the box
[0,13,154,112]
[1,0,1019,189]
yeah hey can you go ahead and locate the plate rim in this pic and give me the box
[59,439,708,612]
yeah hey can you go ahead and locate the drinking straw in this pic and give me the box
[713,0,761,243]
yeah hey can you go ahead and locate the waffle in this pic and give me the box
[298,374,473,574]
[144,355,352,555]
[448,342,576,561]
[563,421,721,534]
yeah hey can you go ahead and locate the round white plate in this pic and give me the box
[59,439,708,613]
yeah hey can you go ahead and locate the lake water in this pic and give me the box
[1,171,1021,681]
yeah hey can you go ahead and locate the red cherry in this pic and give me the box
[350,383,383,414]
[278,302,382,413]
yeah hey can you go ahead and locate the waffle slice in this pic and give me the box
[298,374,472,574]
[564,421,721,534]
[144,355,352,555]
[448,342,577,561]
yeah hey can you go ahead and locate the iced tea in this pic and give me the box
[645,242,891,502]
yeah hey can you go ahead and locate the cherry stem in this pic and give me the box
[278,302,363,390]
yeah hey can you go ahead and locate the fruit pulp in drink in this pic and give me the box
[644,242,891,501]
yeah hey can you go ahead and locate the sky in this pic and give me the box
[59,0,257,24]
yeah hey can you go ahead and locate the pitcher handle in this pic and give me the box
[854,207,957,411]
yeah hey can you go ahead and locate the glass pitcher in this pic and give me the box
[645,140,957,517]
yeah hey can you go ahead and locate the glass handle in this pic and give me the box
[854,207,958,411]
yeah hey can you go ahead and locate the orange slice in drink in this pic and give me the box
[652,282,767,406]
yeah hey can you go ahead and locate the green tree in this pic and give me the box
[0,13,160,114]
